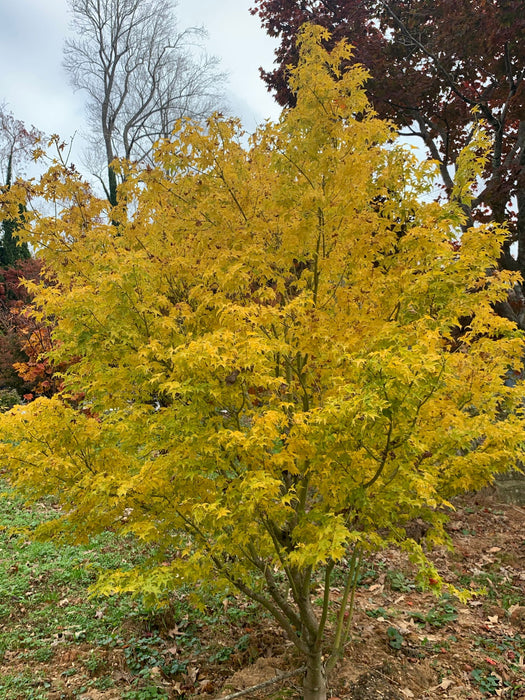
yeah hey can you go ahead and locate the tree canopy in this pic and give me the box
[0,110,47,398]
[2,26,525,700]
[251,1,525,296]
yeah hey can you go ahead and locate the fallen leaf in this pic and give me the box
[419,633,439,642]
[199,680,215,693]
[187,665,199,683]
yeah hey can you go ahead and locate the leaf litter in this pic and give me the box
[0,485,524,699]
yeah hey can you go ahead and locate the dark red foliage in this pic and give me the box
[252,1,525,296]
[0,258,60,397]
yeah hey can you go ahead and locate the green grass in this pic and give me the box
[0,480,258,698]
[1,480,524,699]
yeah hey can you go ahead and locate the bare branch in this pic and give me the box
[378,0,501,131]
[64,0,227,203]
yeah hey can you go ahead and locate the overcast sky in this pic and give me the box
[0,0,280,170]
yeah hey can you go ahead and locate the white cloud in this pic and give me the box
[176,0,281,129]
[0,0,83,137]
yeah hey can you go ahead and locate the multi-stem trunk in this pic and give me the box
[303,649,327,700]
[291,563,329,700]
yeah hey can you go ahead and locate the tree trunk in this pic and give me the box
[107,164,118,208]
[516,143,525,279]
[303,651,326,700]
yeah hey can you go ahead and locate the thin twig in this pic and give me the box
[509,504,525,515]
[214,666,307,700]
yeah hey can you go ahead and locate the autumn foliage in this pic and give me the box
[1,28,525,699]
[0,258,58,399]
[252,0,525,295]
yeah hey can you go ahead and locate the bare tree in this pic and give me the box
[0,106,42,188]
[64,0,226,205]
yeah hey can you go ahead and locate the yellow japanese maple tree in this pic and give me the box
[2,26,524,700]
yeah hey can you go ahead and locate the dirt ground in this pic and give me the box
[211,489,525,699]
[1,488,524,699]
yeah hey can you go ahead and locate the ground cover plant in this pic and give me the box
[1,26,525,700]
[1,480,524,698]
[0,479,269,699]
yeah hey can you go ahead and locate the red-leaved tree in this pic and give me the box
[0,257,79,401]
[0,258,48,396]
